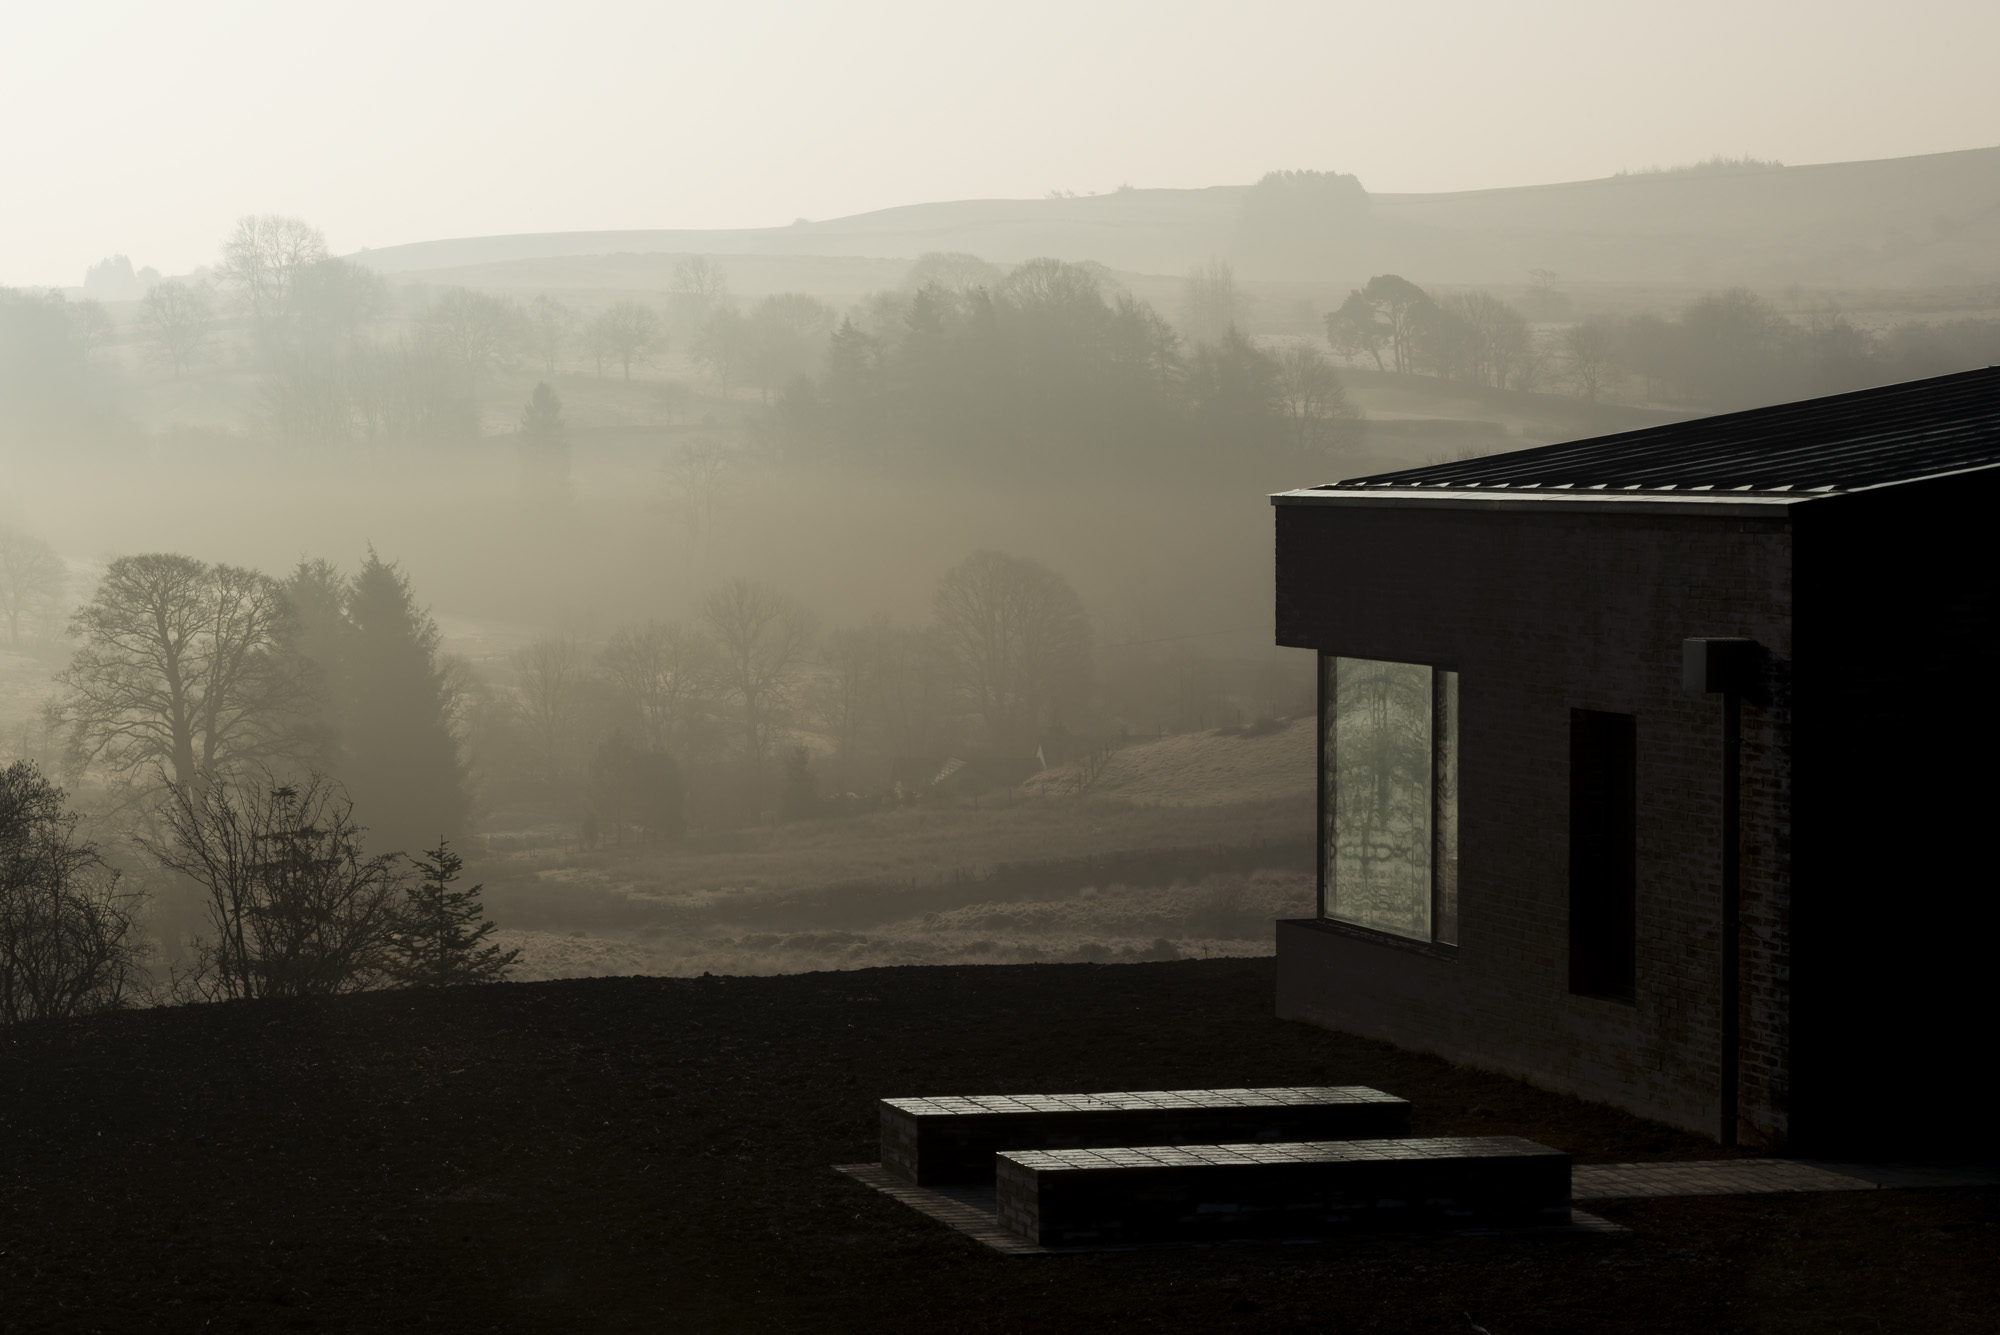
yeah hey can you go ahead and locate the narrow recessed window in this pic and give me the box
[1569,709,1636,1001]
[1321,656,1459,945]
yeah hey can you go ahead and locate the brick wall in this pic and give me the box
[1274,502,1793,1143]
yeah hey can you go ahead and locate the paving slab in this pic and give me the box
[844,1154,1999,1250]
[881,1085,1411,1185]
[1569,1158,2000,1199]
[836,1163,1623,1254]
[997,1136,1572,1247]
[1571,1160,1874,1199]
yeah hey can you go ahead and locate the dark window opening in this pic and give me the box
[1569,709,1636,1001]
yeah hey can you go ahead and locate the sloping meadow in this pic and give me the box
[494,868,1310,979]
[474,722,1318,979]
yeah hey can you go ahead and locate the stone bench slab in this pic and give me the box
[995,1136,1572,1247]
[881,1086,1411,1185]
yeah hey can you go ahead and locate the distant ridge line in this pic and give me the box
[346,144,2000,286]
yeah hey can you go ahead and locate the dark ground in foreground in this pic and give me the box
[2,959,1993,1334]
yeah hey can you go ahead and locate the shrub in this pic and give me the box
[0,761,149,1024]
[148,775,406,1000]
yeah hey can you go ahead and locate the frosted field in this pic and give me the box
[493,869,1311,980]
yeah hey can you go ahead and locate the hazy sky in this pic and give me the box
[4,0,1995,286]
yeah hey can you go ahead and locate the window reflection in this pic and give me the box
[1435,670,1458,946]
[1323,657,1457,945]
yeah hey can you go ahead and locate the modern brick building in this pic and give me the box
[1272,368,2000,1153]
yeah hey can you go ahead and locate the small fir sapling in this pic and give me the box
[386,840,519,986]
[781,745,816,821]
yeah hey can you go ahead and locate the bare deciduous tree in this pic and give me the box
[1432,290,1536,389]
[807,618,953,778]
[902,252,1001,293]
[813,624,877,766]
[700,579,814,767]
[218,214,329,325]
[146,774,404,1001]
[347,334,478,444]
[652,379,691,424]
[1276,343,1363,453]
[1563,317,1620,402]
[690,308,750,399]
[1180,258,1239,346]
[285,258,389,351]
[421,288,521,377]
[871,623,954,758]
[134,279,216,377]
[526,295,574,376]
[68,300,116,357]
[660,437,735,569]
[666,256,728,334]
[933,551,1092,750]
[587,302,664,381]
[53,554,318,797]
[0,525,66,646]
[511,634,589,795]
[599,621,717,755]
[1,761,148,1025]
[744,293,834,402]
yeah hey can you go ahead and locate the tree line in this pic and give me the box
[27,524,1099,844]
[0,524,67,647]
[1558,291,2000,409]
[0,529,1108,1023]
[0,286,121,445]
[1326,272,2000,410]
[2,758,514,1027]
[1,214,711,451]
[484,550,1092,832]
[749,256,1360,467]
[1,541,535,1025]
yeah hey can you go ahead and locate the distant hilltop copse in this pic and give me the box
[1614,155,1787,178]
[345,145,2000,289]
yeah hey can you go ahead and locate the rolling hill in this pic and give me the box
[352,145,2000,288]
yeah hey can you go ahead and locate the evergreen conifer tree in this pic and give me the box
[386,840,517,986]
[344,551,468,854]
[518,381,571,501]
[285,557,355,764]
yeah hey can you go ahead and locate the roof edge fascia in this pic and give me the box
[1269,488,1806,518]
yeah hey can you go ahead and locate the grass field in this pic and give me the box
[476,718,1317,980]
[15,958,1993,1334]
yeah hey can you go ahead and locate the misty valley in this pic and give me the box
[7,160,2000,1016]
[5,126,2000,1330]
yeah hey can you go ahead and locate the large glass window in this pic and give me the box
[1322,656,1459,945]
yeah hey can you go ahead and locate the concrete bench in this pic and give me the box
[995,1136,1572,1247]
[880,1086,1411,1186]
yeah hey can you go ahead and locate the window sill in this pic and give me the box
[1283,916,1460,961]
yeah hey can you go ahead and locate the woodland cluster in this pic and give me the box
[1327,273,2000,408]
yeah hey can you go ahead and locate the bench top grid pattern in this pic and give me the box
[1000,1136,1560,1172]
[885,1086,1403,1117]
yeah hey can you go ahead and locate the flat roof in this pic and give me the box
[1275,366,2000,512]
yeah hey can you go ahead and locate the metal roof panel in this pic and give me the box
[1298,366,2000,500]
